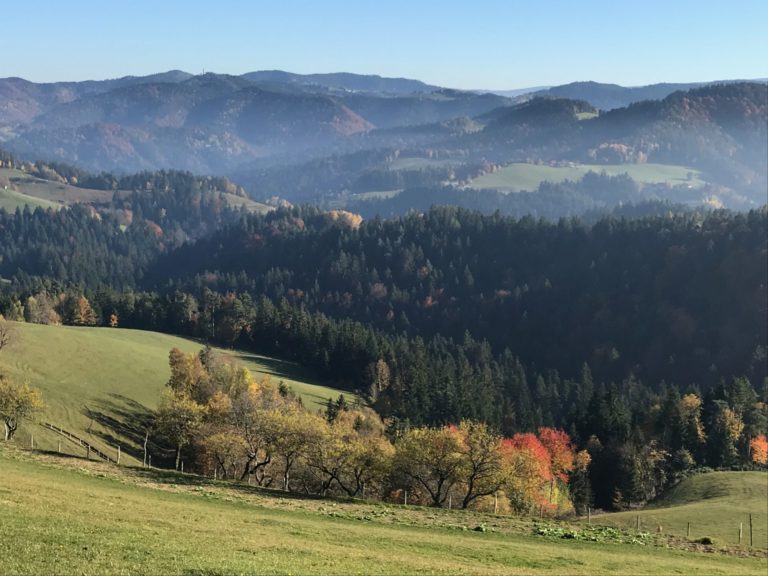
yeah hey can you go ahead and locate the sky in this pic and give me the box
[2,0,766,89]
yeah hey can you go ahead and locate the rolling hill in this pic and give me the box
[589,472,767,549]
[0,322,355,464]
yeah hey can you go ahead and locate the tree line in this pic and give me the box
[154,345,591,513]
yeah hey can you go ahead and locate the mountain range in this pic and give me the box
[0,70,765,216]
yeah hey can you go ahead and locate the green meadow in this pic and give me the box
[469,163,707,192]
[0,168,114,207]
[0,322,355,463]
[0,168,271,213]
[588,472,767,549]
[0,447,764,575]
[0,186,61,211]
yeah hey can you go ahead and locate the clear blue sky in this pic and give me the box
[3,0,766,89]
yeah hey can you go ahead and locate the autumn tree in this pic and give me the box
[749,434,768,465]
[202,430,249,479]
[269,408,321,491]
[454,421,506,509]
[333,408,393,498]
[679,393,706,457]
[394,426,463,507]
[155,389,206,470]
[500,433,552,513]
[0,376,45,441]
[707,400,744,467]
[569,449,593,514]
[538,427,575,503]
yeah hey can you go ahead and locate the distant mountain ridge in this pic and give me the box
[0,71,764,212]
[529,79,768,110]
[0,71,510,172]
[241,70,441,94]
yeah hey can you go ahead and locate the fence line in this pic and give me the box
[40,422,115,464]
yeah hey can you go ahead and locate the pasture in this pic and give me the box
[0,447,764,575]
[469,163,707,192]
[0,322,356,464]
[589,472,767,549]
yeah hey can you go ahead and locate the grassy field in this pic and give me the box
[0,168,114,206]
[389,157,456,170]
[0,186,62,211]
[351,189,403,200]
[469,163,707,192]
[0,322,356,463]
[588,472,767,549]
[0,168,271,213]
[0,447,764,575]
[219,192,272,213]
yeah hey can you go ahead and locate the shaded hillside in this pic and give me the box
[143,205,768,390]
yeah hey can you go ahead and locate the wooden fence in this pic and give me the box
[41,422,115,464]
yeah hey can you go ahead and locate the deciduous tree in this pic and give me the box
[0,376,44,441]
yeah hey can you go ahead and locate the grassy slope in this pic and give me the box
[469,163,706,192]
[0,168,114,205]
[0,323,355,463]
[0,187,61,211]
[0,168,271,213]
[221,192,272,213]
[588,472,767,549]
[0,448,764,576]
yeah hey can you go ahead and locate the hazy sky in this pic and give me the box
[3,0,766,89]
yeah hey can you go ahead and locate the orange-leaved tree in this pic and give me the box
[500,433,552,513]
[750,434,768,465]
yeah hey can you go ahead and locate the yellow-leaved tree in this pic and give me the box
[0,376,45,441]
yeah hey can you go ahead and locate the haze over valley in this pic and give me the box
[0,2,766,574]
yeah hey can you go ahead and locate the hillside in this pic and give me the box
[0,447,764,575]
[0,322,353,464]
[0,167,113,208]
[591,472,767,549]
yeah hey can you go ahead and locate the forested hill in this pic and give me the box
[145,206,767,389]
[1,203,766,508]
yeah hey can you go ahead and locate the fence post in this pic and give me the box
[30,434,34,449]
[148,455,152,468]
[687,522,691,538]
[448,495,452,510]
[494,492,498,514]
[749,514,753,547]
[636,515,640,531]
[404,491,408,506]
[588,507,591,524]
[181,461,184,474]
[87,445,91,460]
[739,522,743,544]
[117,445,121,465]
[58,440,61,453]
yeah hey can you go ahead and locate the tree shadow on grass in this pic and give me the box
[134,465,360,505]
[84,394,173,467]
